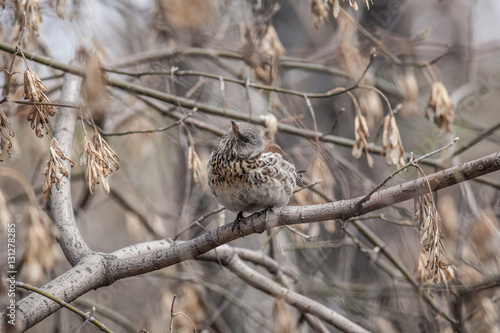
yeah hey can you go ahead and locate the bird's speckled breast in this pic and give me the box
[207,151,296,213]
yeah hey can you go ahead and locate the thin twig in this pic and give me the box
[351,214,415,227]
[109,189,162,238]
[8,99,80,109]
[355,47,377,86]
[0,42,447,170]
[76,307,95,333]
[173,207,225,241]
[293,180,322,194]
[350,221,456,324]
[244,78,253,120]
[16,281,112,333]
[1,14,26,102]
[284,225,316,240]
[359,137,459,204]
[99,107,198,137]
[169,294,197,333]
[303,94,319,146]
[413,137,459,163]
[341,7,450,68]
[73,298,136,333]
[169,294,177,333]
[453,122,500,157]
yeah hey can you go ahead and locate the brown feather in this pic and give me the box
[262,140,290,160]
[262,140,301,185]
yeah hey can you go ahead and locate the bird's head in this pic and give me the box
[229,121,265,159]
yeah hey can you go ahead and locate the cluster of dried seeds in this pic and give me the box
[426,82,455,132]
[80,131,120,194]
[22,204,62,283]
[310,0,374,27]
[42,138,74,195]
[414,177,454,284]
[352,112,374,167]
[0,109,14,161]
[396,71,419,116]
[381,115,405,168]
[240,25,285,85]
[187,145,206,187]
[24,69,57,138]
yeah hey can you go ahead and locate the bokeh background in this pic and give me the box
[1,0,500,332]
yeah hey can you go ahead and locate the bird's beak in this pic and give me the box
[231,121,240,137]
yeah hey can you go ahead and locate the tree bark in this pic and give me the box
[2,151,498,331]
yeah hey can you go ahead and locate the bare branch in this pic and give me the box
[213,250,370,333]
[50,61,90,265]
[109,152,500,279]
[15,280,112,332]
[5,151,496,331]
[0,42,455,172]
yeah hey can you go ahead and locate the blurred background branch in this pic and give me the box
[1,1,500,332]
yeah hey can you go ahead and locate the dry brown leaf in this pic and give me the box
[240,24,285,85]
[381,115,405,168]
[187,144,207,191]
[358,91,383,128]
[55,0,66,18]
[426,82,455,132]
[42,138,74,195]
[25,0,42,32]
[80,130,119,194]
[273,297,297,333]
[79,41,109,120]
[0,109,14,161]
[260,113,279,141]
[24,69,57,138]
[22,205,62,284]
[397,71,420,116]
[414,175,453,284]
[470,211,500,262]
[0,190,11,231]
[352,113,373,167]
[311,0,330,27]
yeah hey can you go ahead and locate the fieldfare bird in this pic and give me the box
[207,121,297,235]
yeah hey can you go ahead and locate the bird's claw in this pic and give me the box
[232,211,245,237]
[232,207,274,237]
[258,206,274,221]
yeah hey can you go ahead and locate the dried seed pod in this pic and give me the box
[24,69,57,138]
[352,113,373,167]
[426,82,455,132]
[188,144,207,188]
[42,138,74,195]
[311,0,330,26]
[260,114,279,141]
[381,115,405,168]
[22,205,62,283]
[240,24,285,85]
[80,130,119,194]
[0,109,14,161]
[396,71,419,116]
[414,170,453,285]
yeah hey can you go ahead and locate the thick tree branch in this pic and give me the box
[50,61,90,265]
[15,281,112,332]
[12,254,109,331]
[3,151,498,331]
[109,152,500,279]
[1,42,498,333]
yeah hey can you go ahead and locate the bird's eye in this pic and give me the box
[240,137,250,144]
